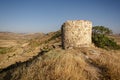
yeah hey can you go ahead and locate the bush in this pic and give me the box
[92,26,120,50]
[92,26,112,35]
[92,34,120,50]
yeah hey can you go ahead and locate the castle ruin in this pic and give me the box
[61,20,92,49]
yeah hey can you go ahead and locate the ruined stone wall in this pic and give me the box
[61,20,92,49]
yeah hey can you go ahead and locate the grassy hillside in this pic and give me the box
[0,31,120,80]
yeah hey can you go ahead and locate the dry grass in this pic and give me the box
[0,48,120,80]
[90,50,120,80]
[6,49,100,80]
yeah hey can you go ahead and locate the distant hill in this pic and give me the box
[0,32,45,40]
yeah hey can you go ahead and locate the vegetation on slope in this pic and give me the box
[0,48,120,80]
[0,47,15,54]
[0,49,100,80]
[92,26,120,50]
[91,51,120,80]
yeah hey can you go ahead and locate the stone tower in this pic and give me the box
[61,20,92,49]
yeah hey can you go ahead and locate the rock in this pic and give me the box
[89,50,100,55]
[61,20,92,49]
[52,43,61,49]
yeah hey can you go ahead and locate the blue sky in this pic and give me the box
[0,0,120,33]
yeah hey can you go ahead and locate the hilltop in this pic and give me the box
[0,31,120,80]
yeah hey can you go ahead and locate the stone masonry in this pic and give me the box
[61,20,92,49]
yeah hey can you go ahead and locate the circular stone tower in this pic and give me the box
[61,20,92,49]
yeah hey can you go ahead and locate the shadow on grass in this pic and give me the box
[0,50,47,80]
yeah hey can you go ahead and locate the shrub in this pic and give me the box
[92,33,120,50]
[92,26,120,50]
[92,26,112,35]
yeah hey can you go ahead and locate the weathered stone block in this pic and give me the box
[61,20,92,49]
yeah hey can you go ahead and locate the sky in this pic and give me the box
[0,0,120,33]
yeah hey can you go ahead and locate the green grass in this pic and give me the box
[0,47,14,54]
